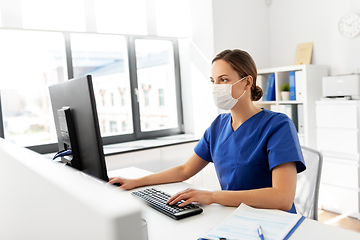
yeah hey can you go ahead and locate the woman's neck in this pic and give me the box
[230,101,262,131]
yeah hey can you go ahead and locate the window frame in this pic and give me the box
[0,30,184,154]
[128,36,184,140]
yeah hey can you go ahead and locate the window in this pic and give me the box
[102,120,106,133]
[143,89,150,106]
[70,33,134,138]
[110,121,118,133]
[120,90,125,106]
[0,30,67,147]
[134,39,180,133]
[158,89,164,106]
[111,92,115,106]
[0,30,183,153]
[101,91,106,106]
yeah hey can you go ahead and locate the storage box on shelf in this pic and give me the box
[316,100,360,220]
[256,65,328,148]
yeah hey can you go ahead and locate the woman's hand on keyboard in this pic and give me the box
[166,188,213,207]
[108,177,138,190]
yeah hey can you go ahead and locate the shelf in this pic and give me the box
[258,65,305,74]
[257,64,326,74]
[257,101,276,104]
[258,101,303,105]
[278,101,303,104]
[256,64,328,149]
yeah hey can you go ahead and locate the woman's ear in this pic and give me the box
[245,76,253,89]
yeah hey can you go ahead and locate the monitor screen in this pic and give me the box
[49,75,109,181]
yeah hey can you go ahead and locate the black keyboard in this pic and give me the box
[131,188,203,220]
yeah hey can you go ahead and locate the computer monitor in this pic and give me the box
[0,137,142,240]
[49,75,109,181]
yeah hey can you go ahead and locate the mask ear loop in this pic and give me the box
[232,76,247,86]
[230,76,247,100]
[236,90,246,100]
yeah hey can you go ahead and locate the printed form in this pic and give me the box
[201,203,304,240]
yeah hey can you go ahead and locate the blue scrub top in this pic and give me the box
[194,109,306,213]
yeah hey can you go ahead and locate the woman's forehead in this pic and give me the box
[211,60,237,78]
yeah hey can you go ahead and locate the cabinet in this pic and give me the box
[256,65,328,148]
[316,100,360,219]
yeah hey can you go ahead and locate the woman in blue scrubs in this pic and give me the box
[109,49,306,213]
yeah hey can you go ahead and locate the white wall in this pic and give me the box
[180,0,271,137]
[269,0,360,75]
[0,0,22,28]
[195,0,360,77]
[179,0,219,137]
[179,39,218,136]
[212,0,271,69]
[183,0,360,138]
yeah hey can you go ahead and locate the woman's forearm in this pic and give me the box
[211,187,294,211]
[134,164,189,187]
[212,162,297,211]
[134,153,209,188]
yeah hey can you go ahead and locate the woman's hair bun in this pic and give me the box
[251,85,263,101]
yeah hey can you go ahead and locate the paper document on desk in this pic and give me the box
[201,203,305,240]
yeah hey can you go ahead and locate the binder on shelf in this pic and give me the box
[263,74,272,101]
[297,104,304,134]
[268,73,276,101]
[270,104,279,112]
[200,203,305,240]
[289,71,296,101]
[270,104,299,132]
[286,105,298,132]
[295,71,304,102]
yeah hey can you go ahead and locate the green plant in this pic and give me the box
[280,83,290,91]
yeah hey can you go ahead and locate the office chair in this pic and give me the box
[294,146,323,220]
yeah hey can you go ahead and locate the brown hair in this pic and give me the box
[212,49,263,101]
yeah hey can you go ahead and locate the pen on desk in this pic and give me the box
[257,224,265,240]
[197,238,219,240]
[197,238,237,240]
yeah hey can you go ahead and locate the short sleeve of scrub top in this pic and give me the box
[194,108,306,214]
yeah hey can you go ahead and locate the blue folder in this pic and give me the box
[268,73,275,101]
[263,74,272,101]
[289,71,296,101]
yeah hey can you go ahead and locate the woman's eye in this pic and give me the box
[220,78,228,82]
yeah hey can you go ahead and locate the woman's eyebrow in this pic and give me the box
[210,74,229,79]
[217,74,228,79]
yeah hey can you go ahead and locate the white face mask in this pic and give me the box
[212,76,247,110]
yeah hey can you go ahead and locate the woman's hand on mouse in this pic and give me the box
[108,177,139,190]
[166,188,213,207]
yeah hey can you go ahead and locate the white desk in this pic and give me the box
[108,167,360,240]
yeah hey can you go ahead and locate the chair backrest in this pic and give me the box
[294,146,323,220]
